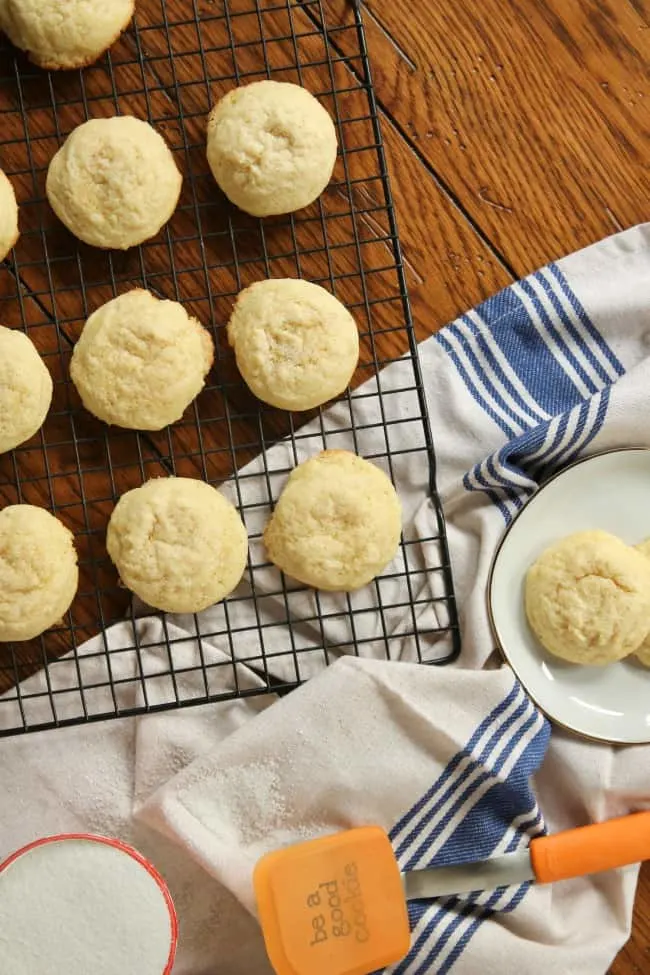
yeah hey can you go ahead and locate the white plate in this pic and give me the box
[488,448,650,744]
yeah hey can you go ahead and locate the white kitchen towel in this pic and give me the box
[1,222,650,975]
[140,659,647,975]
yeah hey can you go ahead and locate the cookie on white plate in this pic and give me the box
[207,80,337,216]
[525,530,650,665]
[632,537,650,667]
[0,0,135,70]
[46,116,182,249]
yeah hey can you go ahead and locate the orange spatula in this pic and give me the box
[254,812,650,975]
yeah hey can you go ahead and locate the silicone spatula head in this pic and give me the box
[254,826,410,975]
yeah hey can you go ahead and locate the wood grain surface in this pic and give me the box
[0,0,648,968]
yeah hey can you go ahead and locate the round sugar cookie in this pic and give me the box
[264,450,402,591]
[227,278,359,411]
[70,289,213,431]
[0,326,53,454]
[0,0,134,70]
[106,478,248,613]
[0,170,19,261]
[206,80,337,217]
[525,530,650,665]
[0,505,78,641]
[633,538,650,667]
[46,116,182,250]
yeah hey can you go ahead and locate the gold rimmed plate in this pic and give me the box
[488,448,650,745]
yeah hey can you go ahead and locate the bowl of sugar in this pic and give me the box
[0,833,177,975]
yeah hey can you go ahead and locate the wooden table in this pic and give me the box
[0,0,648,969]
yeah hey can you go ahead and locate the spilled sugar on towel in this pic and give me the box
[1,224,650,975]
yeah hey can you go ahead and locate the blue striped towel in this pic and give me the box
[137,224,650,973]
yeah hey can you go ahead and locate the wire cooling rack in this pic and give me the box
[0,0,459,736]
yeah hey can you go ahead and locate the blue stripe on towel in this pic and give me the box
[390,681,521,842]
[434,814,543,975]
[437,879,532,975]
[547,263,624,379]
[443,267,622,427]
[463,470,512,523]
[401,702,542,872]
[436,332,518,438]
[457,313,548,424]
[469,282,580,414]
[560,386,611,470]
[485,456,525,510]
[524,412,572,475]
[387,704,549,975]
[443,267,622,519]
[519,277,607,396]
[391,682,525,858]
[536,271,617,386]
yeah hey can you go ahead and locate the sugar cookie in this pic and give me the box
[70,289,213,431]
[0,0,134,70]
[0,170,19,261]
[227,278,359,411]
[0,505,78,641]
[0,326,53,453]
[46,116,181,249]
[525,530,650,665]
[107,477,248,613]
[264,450,402,591]
[207,80,337,216]
[633,538,650,667]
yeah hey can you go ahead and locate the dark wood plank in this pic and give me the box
[321,0,649,275]
[625,0,649,23]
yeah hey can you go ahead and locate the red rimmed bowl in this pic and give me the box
[0,833,178,975]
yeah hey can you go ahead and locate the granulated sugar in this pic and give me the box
[0,837,174,975]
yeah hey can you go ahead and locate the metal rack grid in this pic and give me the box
[0,0,459,737]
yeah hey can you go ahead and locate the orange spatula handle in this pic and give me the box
[530,811,650,884]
